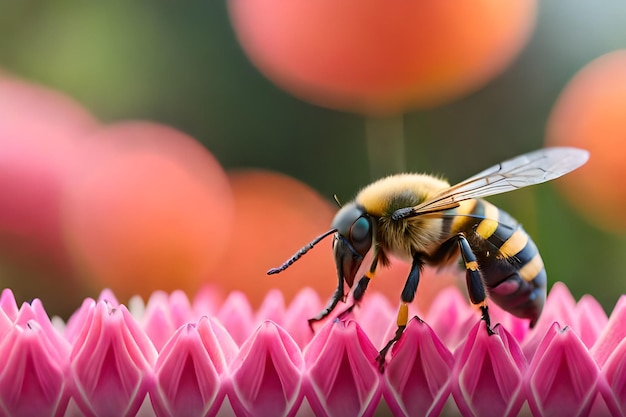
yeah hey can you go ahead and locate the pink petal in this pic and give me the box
[217,291,254,346]
[70,301,157,417]
[281,288,322,349]
[0,288,18,320]
[354,292,396,349]
[426,286,475,350]
[142,290,195,351]
[192,284,223,318]
[255,289,286,326]
[486,301,530,343]
[526,322,600,417]
[63,298,96,344]
[522,282,578,359]
[15,300,70,358]
[0,309,12,342]
[0,321,70,417]
[591,295,626,368]
[96,288,119,306]
[598,336,626,417]
[304,319,382,417]
[384,317,453,417]
[229,321,304,417]
[576,294,607,349]
[150,317,237,417]
[451,322,526,417]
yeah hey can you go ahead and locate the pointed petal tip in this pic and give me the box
[304,319,381,417]
[70,299,158,417]
[0,320,70,417]
[0,288,18,319]
[527,324,599,417]
[452,321,526,417]
[96,288,120,306]
[151,319,226,417]
[229,321,304,417]
[384,317,453,417]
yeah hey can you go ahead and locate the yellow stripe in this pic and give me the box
[499,229,529,258]
[451,200,477,231]
[365,270,376,279]
[519,253,544,282]
[476,203,499,238]
[465,260,479,271]
[396,303,409,327]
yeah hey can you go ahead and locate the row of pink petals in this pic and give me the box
[0,283,624,417]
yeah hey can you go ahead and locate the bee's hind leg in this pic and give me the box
[376,255,423,372]
[456,233,495,335]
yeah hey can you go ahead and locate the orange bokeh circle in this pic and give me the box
[546,50,626,233]
[228,0,537,114]
[62,121,234,301]
[208,170,336,307]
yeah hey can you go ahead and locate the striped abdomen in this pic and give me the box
[448,199,547,326]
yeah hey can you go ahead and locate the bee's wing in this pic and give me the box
[393,147,589,219]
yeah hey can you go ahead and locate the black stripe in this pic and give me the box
[513,235,538,266]
[532,267,547,287]
[487,208,518,249]
[445,199,484,234]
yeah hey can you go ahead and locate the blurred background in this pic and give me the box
[1,0,626,319]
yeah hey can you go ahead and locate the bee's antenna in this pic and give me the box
[333,195,342,207]
[267,229,337,275]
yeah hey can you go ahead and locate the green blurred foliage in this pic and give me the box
[1,0,626,313]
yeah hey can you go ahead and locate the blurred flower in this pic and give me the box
[228,0,537,114]
[61,121,234,301]
[546,50,626,233]
[0,72,99,316]
[0,72,98,265]
[210,170,336,308]
[0,282,623,416]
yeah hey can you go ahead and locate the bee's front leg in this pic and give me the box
[308,275,345,331]
[337,251,379,319]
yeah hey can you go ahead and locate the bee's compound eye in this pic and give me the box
[350,216,371,243]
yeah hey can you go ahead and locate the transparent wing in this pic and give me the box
[393,147,589,219]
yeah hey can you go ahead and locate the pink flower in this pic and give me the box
[229,321,303,417]
[452,322,526,417]
[304,319,382,417]
[384,317,453,417]
[0,282,623,416]
[150,317,236,417]
[69,300,157,417]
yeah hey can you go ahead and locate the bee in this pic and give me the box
[268,147,589,371]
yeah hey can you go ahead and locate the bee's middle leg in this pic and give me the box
[336,276,370,319]
[376,255,422,372]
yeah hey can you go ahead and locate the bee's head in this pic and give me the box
[267,202,373,289]
[331,202,373,288]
